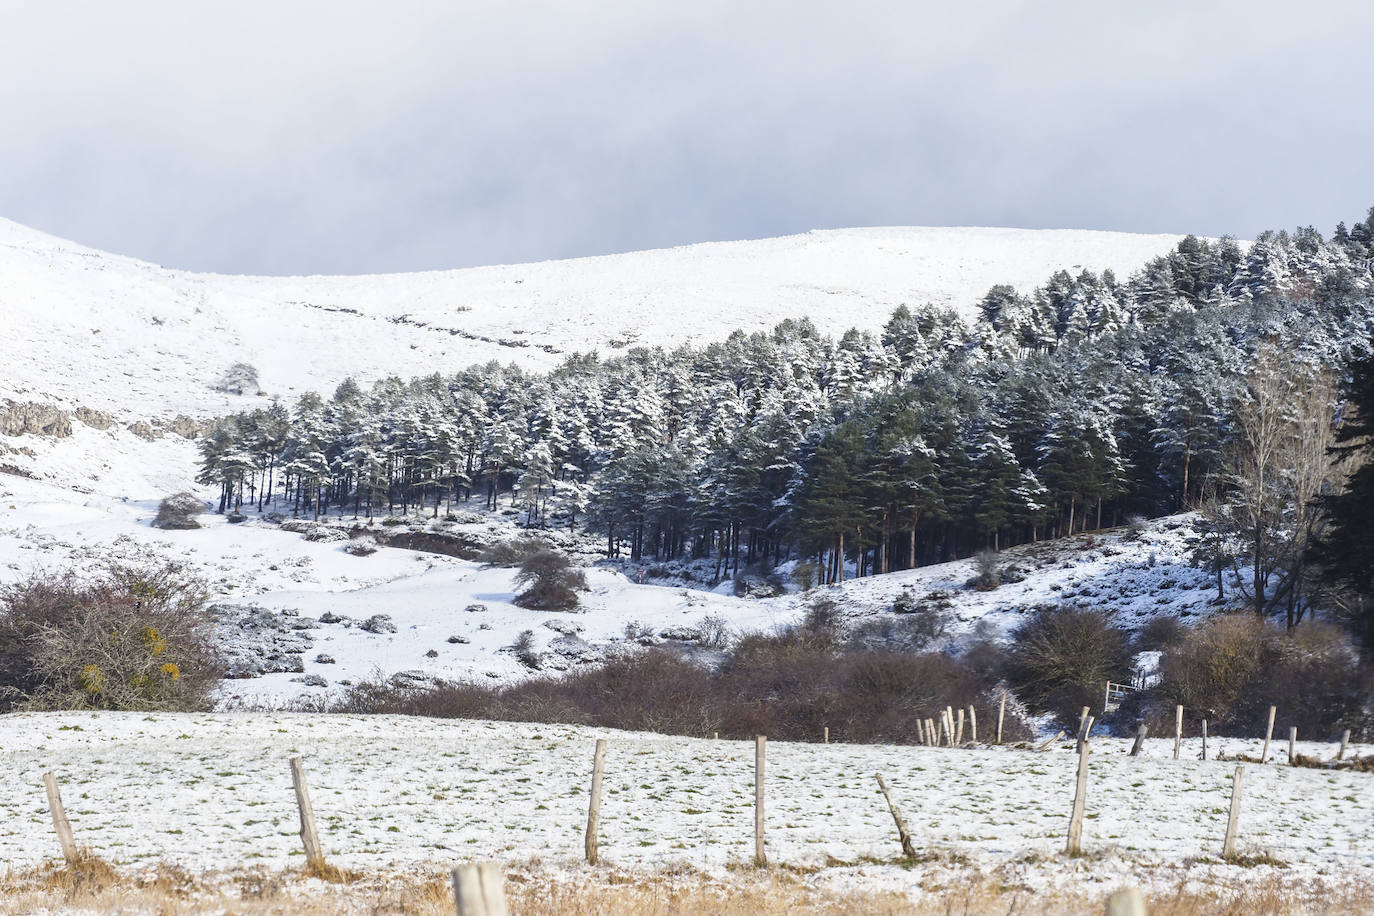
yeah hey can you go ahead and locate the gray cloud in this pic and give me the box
[2,1,1371,275]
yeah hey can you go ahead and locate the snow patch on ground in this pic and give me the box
[0,712,1367,887]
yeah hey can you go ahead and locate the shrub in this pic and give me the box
[512,550,588,611]
[1132,615,1188,653]
[792,561,819,591]
[480,537,547,567]
[511,630,540,669]
[343,537,378,556]
[0,563,222,712]
[697,613,731,650]
[968,551,1002,591]
[211,362,261,396]
[151,492,205,530]
[1003,606,1132,726]
[325,639,1034,745]
[1151,615,1373,738]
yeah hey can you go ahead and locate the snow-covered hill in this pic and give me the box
[0,217,1187,420]
[0,216,1213,702]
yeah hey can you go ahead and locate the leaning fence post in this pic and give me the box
[42,772,77,864]
[1065,738,1090,855]
[584,739,607,865]
[289,757,326,872]
[1339,729,1351,761]
[1173,705,1183,760]
[754,735,767,866]
[1288,726,1298,765]
[1035,730,1066,752]
[452,862,508,916]
[997,692,1007,745]
[1260,705,1276,764]
[1129,722,1148,757]
[1222,766,1244,860]
[874,773,916,859]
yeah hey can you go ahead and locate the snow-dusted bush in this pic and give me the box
[211,362,261,396]
[0,563,222,712]
[696,614,731,650]
[968,551,1002,591]
[511,629,540,669]
[512,550,587,611]
[152,492,205,530]
[481,537,547,567]
[343,536,378,556]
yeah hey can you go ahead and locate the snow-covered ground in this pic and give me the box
[1,436,1221,706]
[0,712,1368,889]
[0,216,1189,420]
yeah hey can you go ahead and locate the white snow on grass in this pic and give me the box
[0,216,1190,420]
[0,712,1368,886]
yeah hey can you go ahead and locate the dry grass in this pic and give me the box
[1,858,1371,915]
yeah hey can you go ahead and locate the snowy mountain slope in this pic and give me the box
[0,217,1189,420]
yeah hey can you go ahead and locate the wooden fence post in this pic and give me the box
[1201,719,1208,761]
[823,726,829,744]
[1035,730,1066,752]
[955,708,965,746]
[997,692,1007,745]
[1222,765,1244,860]
[42,772,77,863]
[1065,739,1090,855]
[1260,706,1277,764]
[1079,706,1091,737]
[1103,681,1112,715]
[754,735,767,866]
[452,862,508,916]
[1106,887,1147,916]
[874,774,916,860]
[968,704,978,744]
[1339,729,1351,761]
[1129,722,1148,757]
[1173,705,1183,760]
[1077,715,1095,755]
[1288,727,1297,765]
[946,707,956,746]
[584,739,607,865]
[289,757,326,872]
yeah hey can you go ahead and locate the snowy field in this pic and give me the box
[0,712,1368,893]
[0,216,1190,419]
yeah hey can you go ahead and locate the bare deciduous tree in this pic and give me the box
[1205,343,1338,628]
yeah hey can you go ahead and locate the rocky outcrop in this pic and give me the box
[74,406,114,430]
[164,415,203,439]
[127,421,158,441]
[1,401,72,437]
[210,603,316,678]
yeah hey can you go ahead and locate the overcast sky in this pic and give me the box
[2,1,1372,276]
